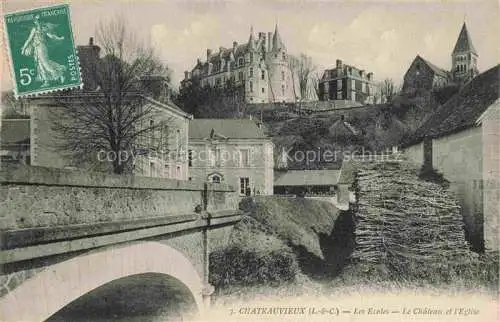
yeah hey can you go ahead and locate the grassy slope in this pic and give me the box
[210,197,348,290]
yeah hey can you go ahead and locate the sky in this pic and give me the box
[1,0,499,91]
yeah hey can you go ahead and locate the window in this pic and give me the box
[337,91,342,99]
[240,177,250,196]
[161,125,169,153]
[150,162,157,177]
[212,175,221,184]
[337,79,342,90]
[250,81,253,92]
[238,71,244,81]
[249,67,253,78]
[238,57,244,66]
[281,71,285,81]
[282,52,285,60]
[351,79,355,88]
[351,91,356,101]
[175,130,181,158]
[261,87,265,93]
[281,84,285,95]
[240,149,249,167]
[362,82,366,93]
[250,53,254,62]
[188,149,193,167]
[261,70,265,80]
[176,166,181,179]
[216,78,221,86]
[164,164,170,177]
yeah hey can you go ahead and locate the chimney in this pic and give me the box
[197,58,201,65]
[336,59,342,70]
[184,70,189,79]
[207,49,212,60]
[139,75,170,102]
[233,41,238,51]
[360,70,365,78]
[367,72,373,81]
[77,37,101,91]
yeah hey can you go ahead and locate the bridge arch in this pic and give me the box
[0,242,204,322]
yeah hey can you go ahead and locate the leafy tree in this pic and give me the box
[176,79,245,118]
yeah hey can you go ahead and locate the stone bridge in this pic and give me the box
[0,165,241,321]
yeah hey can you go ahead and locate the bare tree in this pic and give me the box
[288,54,317,102]
[309,70,322,101]
[379,78,401,102]
[51,16,173,174]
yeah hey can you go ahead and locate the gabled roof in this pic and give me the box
[189,118,268,140]
[274,169,341,186]
[453,23,477,54]
[407,64,499,144]
[417,55,450,79]
[1,119,30,147]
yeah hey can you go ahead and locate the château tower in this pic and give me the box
[180,24,298,104]
[451,22,478,83]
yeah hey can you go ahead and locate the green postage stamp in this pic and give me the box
[3,4,82,97]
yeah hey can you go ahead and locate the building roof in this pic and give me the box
[274,169,341,186]
[1,119,30,147]
[407,64,499,144]
[321,62,373,81]
[453,22,477,54]
[189,118,268,140]
[417,55,450,79]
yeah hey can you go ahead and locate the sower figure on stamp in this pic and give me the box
[21,14,66,88]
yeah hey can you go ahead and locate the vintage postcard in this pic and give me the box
[0,0,498,321]
[3,4,82,98]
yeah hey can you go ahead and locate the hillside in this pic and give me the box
[260,90,446,169]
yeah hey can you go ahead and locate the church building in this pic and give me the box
[402,22,479,94]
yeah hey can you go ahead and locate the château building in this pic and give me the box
[318,59,378,104]
[403,22,479,93]
[180,25,298,104]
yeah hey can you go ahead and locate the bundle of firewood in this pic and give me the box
[350,161,474,268]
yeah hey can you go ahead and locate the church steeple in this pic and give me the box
[451,22,478,83]
[453,22,477,55]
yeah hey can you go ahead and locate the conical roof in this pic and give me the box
[248,26,255,50]
[272,24,284,50]
[453,22,477,54]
